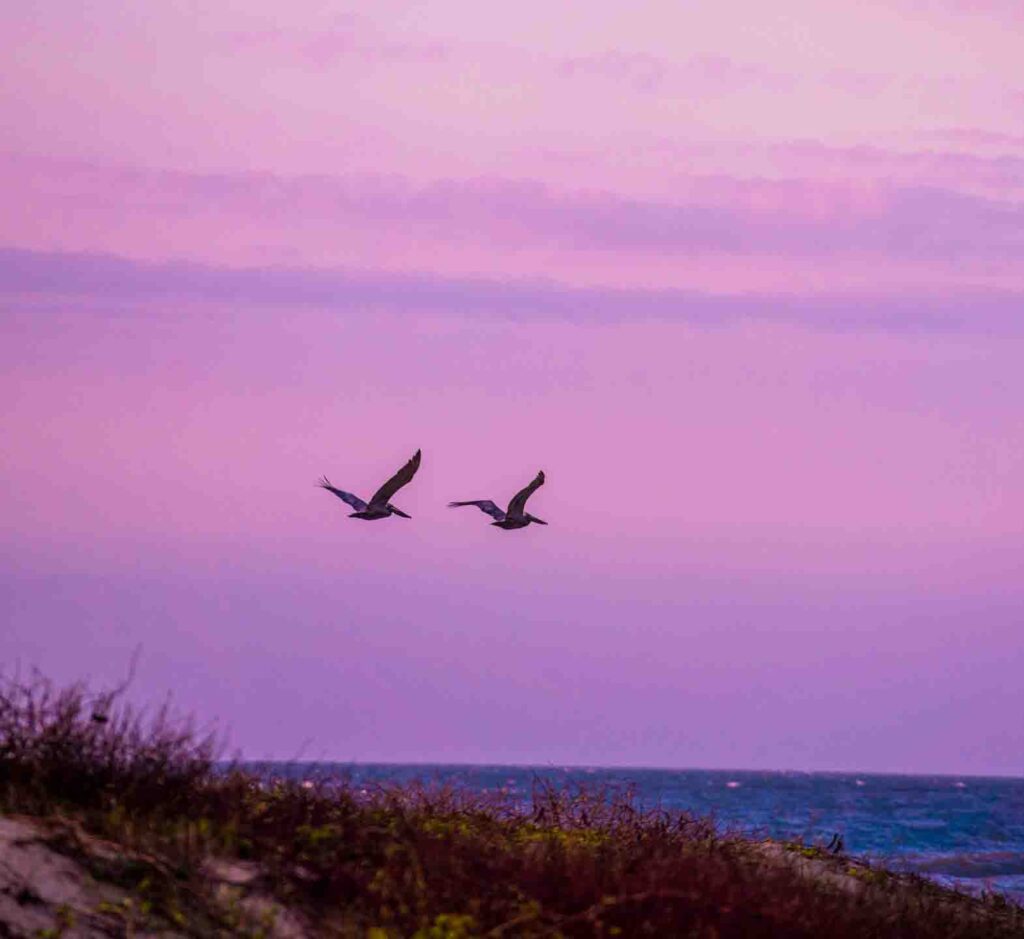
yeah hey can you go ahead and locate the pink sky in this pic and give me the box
[2,1,1024,774]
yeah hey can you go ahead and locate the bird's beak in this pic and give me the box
[531,516,548,525]
[391,507,412,519]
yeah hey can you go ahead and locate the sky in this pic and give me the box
[2,1,1024,775]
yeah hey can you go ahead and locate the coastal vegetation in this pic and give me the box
[2,671,1022,937]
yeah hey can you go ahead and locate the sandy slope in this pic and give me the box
[0,814,304,937]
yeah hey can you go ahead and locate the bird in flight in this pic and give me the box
[318,449,421,520]
[449,470,547,529]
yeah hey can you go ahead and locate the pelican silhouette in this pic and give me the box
[449,470,547,529]
[318,449,421,520]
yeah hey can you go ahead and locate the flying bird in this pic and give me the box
[449,470,547,529]
[318,449,421,520]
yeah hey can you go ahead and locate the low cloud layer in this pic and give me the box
[3,156,1024,275]
[4,246,1022,335]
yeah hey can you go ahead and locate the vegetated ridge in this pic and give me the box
[2,670,1022,937]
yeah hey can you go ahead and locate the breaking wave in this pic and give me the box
[896,851,1024,879]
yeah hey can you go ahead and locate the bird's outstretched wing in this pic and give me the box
[507,470,545,516]
[448,500,505,521]
[318,477,367,512]
[369,449,422,507]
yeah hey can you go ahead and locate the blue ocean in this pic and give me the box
[252,763,1024,900]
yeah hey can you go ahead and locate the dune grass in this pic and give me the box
[2,670,1023,937]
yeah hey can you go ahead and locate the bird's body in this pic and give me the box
[319,449,421,520]
[491,517,530,530]
[491,516,532,530]
[349,505,400,521]
[449,470,547,529]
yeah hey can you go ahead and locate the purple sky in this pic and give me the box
[3,1,1024,774]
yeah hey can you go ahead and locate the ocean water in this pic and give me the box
[249,763,1024,900]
